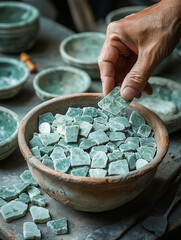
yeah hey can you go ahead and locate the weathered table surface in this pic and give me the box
[0,17,181,240]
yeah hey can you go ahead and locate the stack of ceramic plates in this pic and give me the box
[0,1,39,53]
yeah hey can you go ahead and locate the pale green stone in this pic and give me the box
[108,150,124,162]
[94,117,107,125]
[124,152,134,158]
[0,200,28,222]
[129,111,145,131]
[137,146,156,162]
[74,115,93,123]
[39,112,54,125]
[89,130,109,145]
[119,143,137,152]
[127,154,136,170]
[39,122,51,134]
[91,151,108,169]
[137,124,152,138]
[70,148,91,167]
[55,114,73,124]
[30,206,51,223]
[29,135,44,149]
[125,137,140,146]
[27,186,41,200]
[47,217,68,235]
[107,132,126,142]
[135,152,142,159]
[79,139,97,150]
[78,121,92,138]
[20,170,38,187]
[0,198,7,207]
[42,157,54,170]
[39,133,60,146]
[89,169,107,177]
[40,146,54,155]
[70,166,89,177]
[136,159,148,169]
[97,108,109,120]
[114,116,130,128]
[108,160,129,176]
[106,142,117,153]
[50,147,66,161]
[19,193,31,204]
[93,121,109,132]
[66,107,83,117]
[90,145,108,159]
[32,195,46,207]
[31,146,41,159]
[58,139,78,149]
[113,140,124,147]
[109,118,125,131]
[82,107,98,117]
[54,157,70,173]
[56,124,67,136]
[23,222,41,240]
[65,125,79,143]
[139,137,156,148]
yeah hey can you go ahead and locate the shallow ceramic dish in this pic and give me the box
[0,107,19,161]
[0,1,39,53]
[105,6,172,76]
[0,58,29,99]
[60,32,106,78]
[33,66,91,101]
[135,76,181,134]
[18,93,168,212]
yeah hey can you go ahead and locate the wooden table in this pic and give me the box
[0,17,181,240]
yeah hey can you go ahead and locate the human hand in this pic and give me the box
[98,0,181,100]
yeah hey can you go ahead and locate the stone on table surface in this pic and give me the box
[89,130,109,145]
[29,135,44,149]
[98,86,131,115]
[0,183,29,200]
[137,146,156,162]
[39,112,54,125]
[74,115,93,123]
[0,198,7,207]
[39,133,60,146]
[137,124,152,138]
[27,186,41,200]
[50,147,66,161]
[54,157,70,173]
[40,146,54,155]
[82,107,98,117]
[129,111,145,131]
[23,222,41,240]
[65,125,79,143]
[70,148,91,167]
[32,194,46,207]
[19,193,31,204]
[47,217,68,235]
[127,154,137,170]
[91,151,108,169]
[42,157,54,170]
[30,206,51,223]
[79,139,97,150]
[107,131,126,142]
[66,107,83,117]
[0,200,28,222]
[136,159,148,169]
[31,146,41,159]
[79,121,92,137]
[140,137,156,148]
[70,166,89,177]
[108,160,129,176]
[20,170,38,187]
[107,150,124,162]
[89,169,107,178]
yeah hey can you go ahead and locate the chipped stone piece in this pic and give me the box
[66,107,83,117]
[23,222,41,240]
[47,217,68,235]
[108,150,124,162]
[137,146,156,162]
[20,170,38,187]
[79,139,97,150]
[19,193,31,204]
[70,166,89,177]
[30,206,51,223]
[93,121,109,132]
[90,145,108,159]
[129,111,145,131]
[137,124,152,138]
[89,130,109,145]
[128,154,136,170]
[58,139,78,149]
[29,135,44,149]
[70,148,91,167]
[54,114,73,125]
[39,122,51,134]
[79,121,92,137]
[0,183,29,201]
[0,198,7,207]
[42,157,54,170]
[39,133,60,146]
[74,115,93,123]
[40,146,54,155]
[32,195,46,207]
[119,143,137,152]
[124,151,134,158]
[50,147,66,161]
[31,146,41,159]
[82,107,98,117]
[107,132,126,142]
[27,186,41,200]
[139,137,156,148]
[65,125,79,143]
[108,160,129,176]
[94,117,107,125]
[106,142,117,153]
[136,159,148,169]
[109,118,125,131]
[89,169,107,177]
[39,112,54,125]
[54,157,70,173]
[91,151,108,169]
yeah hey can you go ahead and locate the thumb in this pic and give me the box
[121,54,154,100]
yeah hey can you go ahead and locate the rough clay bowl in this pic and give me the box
[33,66,91,101]
[0,107,19,161]
[0,1,39,53]
[60,32,106,78]
[105,6,172,75]
[136,76,181,134]
[0,58,29,99]
[18,93,169,212]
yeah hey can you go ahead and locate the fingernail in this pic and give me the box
[122,87,137,100]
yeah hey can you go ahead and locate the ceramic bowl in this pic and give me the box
[0,107,19,161]
[18,94,168,212]
[60,32,106,78]
[33,66,91,101]
[135,76,181,134]
[174,41,181,58]
[0,1,39,53]
[0,58,29,99]
[105,6,172,75]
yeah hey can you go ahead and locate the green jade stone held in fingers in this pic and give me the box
[23,222,41,240]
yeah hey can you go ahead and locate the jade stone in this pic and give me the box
[135,152,142,159]
[30,206,51,223]
[107,132,126,142]
[66,107,83,117]
[89,130,109,145]
[109,118,125,131]
[27,186,41,200]
[127,154,136,170]
[89,169,107,178]
[137,124,152,138]
[39,133,60,146]
[70,148,91,167]
[54,114,73,126]
[65,125,79,143]
[39,122,51,134]
[114,116,130,128]
[108,160,129,176]
[29,135,44,149]
[56,124,67,136]
[58,139,78,149]
[79,139,97,150]
[82,107,98,117]
[54,157,70,173]
[137,146,156,162]
[0,183,29,200]
[23,222,41,240]
[94,117,107,125]
[136,159,148,169]
[31,146,41,159]
[19,193,31,204]
[20,170,38,187]
[98,86,131,115]
[50,147,66,161]
[97,108,109,120]
[79,121,92,137]
[47,217,68,235]
[106,142,117,153]
[0,198,7,207]
[129,111,145,131]
[42,158,54,170]
[39,112,54,125]
[93,121,109,132]
[124,152,134,158]
[74,115,93,123]
[107,150,124,162]
[113,140,124,147]
[40,146,54,155]
[32,195,46,207]
[125,137,140,146]
[0,200,28,222]
[140,137,156,148]
[90,145,108,159]
[70,166,89,177]
[91,151,108,169]
[119,143,137,152]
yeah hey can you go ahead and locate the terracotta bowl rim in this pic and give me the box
[18,93,169,184]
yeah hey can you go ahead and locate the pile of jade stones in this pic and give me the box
[30,87,157,177]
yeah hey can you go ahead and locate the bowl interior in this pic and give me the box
[0,109,18,142]
[0,61,27,89]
